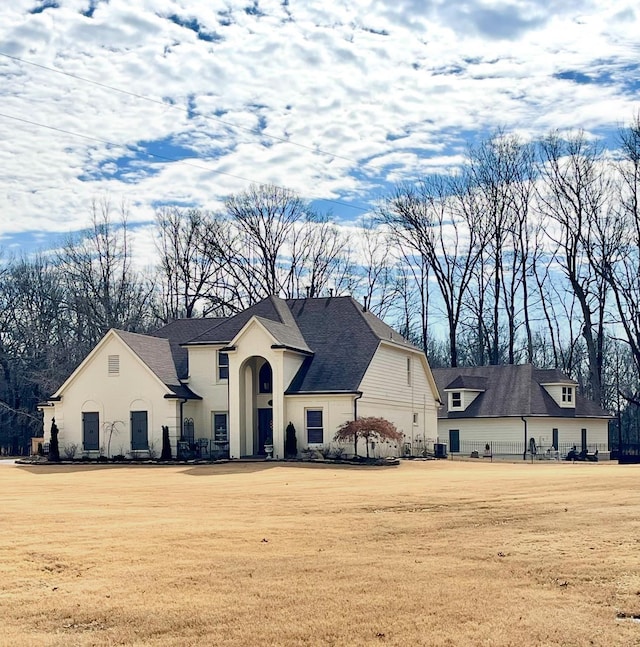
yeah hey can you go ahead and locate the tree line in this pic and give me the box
[2,116,640,452]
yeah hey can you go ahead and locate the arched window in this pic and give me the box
[259,362,272,393]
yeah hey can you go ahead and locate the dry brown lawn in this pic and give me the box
[1,459,639,646]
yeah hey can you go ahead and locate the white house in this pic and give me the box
[432,365,611,457]
[39,296,441,459]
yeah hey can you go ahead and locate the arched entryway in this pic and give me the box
[238,356,273,456]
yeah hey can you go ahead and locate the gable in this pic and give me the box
[52,330,177,400]
[358,342,440,408]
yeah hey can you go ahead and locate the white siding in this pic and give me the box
[437,416,609,453]
[358,342,439,453]
[448,389,482,411]
[541,384,576,409]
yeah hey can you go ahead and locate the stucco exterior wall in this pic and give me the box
[358,342,439,452]
[226,319,306,458]
[284,394,355,452]
[184,345,228,439]
[43,333,181,457]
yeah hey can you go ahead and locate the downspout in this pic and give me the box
[353,391,363,420]
[179,399,187,441]
[521,416,528,461]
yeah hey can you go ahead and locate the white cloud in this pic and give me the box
[0,0,639,261]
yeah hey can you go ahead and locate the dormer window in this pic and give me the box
[451,392,462,409]
[562,386,573,404]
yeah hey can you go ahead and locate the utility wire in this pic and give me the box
[0,51,374,167]
[0,111,370,213]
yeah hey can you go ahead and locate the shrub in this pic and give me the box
[63,443,78,460]
[48,418,60,462]
[285,422,297,458]
[161,425,172,461]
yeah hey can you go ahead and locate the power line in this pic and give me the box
[0,51,370,167]
[0,111,370,213]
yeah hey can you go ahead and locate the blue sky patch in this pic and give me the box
[166,14,222,42]
[78,138,198,183]
[29,0,59,14]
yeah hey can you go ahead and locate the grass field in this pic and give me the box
[1,459,639,646]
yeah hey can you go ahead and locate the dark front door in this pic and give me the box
[449,429,460,453]
[82,412,99,451]
[257,408,273,455]
[131,411,149,451]
[552,428,559,451]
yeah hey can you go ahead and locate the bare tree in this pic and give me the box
[596,114,640,403]
[380,174,481,367]
[155,207,225,320]
[283,214,350,299]
[58,198,155,346]
[466,132,536,365]
[222,184,313,300]
[536,131,612,405]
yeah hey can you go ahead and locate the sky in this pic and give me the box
[1,0,639,262]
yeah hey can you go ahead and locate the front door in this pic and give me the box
[449,429,460,453]
[131,411,149,451]
[257,408,273,455]
[82,412,99,451]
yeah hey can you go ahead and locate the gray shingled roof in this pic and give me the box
[152,317,226,379]
[284,296,418,393]
[116,330,201,399]
[255,316,312,353]
[445,375,488,390]
[432,364,610,419]
[186,297,293,345]
[173,295,420,393]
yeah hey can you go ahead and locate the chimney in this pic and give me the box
[329,288,334,297]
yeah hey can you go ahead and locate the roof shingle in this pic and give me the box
[432,364,610,419]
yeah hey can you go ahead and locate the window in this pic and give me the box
[213,413,228,443]
[412,412,419,425]
[108,354,119,375]
[562,386,573,403]
[259,362,272,393]
[451,392,462,408]
[306,409,323,445]
[218,351,229,380]
[406,357,412,385]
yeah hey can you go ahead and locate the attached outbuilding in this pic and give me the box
[432,365,611,458]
